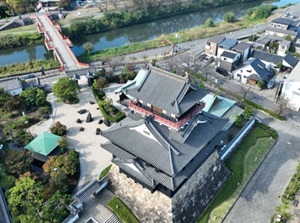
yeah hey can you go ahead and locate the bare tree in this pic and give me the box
[108,0,118,9]
[239,85,251,100]
[276,97,289,116]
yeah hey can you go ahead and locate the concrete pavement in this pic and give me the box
[223,111,300,223]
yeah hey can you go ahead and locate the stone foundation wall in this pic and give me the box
[108,164,173,223]
[108,151,230,223]
[172,151,231,223]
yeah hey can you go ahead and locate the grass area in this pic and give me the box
[0,59,60,77]
[78,17,265,63]
[107,196,139,223]
[0,24,37,35]
[198,123,277,223]
[99,164,112,180]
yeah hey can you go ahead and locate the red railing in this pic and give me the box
[129,101,205,130]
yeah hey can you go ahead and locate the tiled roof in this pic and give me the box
[221,51,237,59]
[251,49,283,65]
[0,78,22,92]
[66,67,96,78]
[127,67,206,115]
[207,35,226,44]
[219,38,238,49]
[284,53,299,68]
[249,58,270,81]
[272,17,293,26]
[232,42,252,52]
[266,26,298,36]
[101,113,227,180]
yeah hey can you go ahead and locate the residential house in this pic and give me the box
[0,77,22,95]
[253,35,273,49]
[282,53,299,69]
[282,62,300,111]
[277,40,291,56]
[216,50,240,72]
[270,18,293,30]
[233,58,273,85]
[250,49,283,69]
[217,38,238,57]
[205,35,226,56]
[232,42,252,64]
[102,67,235,223]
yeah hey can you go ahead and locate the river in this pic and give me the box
[0,0,298,66]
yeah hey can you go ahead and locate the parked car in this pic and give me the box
[216,67,228,76]
[203,55,214,64]
[24,73,35,79]
[267,79,276,89]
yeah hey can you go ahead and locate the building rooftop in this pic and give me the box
[25,132,61,156]
[283,53,299,68]
[272,17,293,26]
[66,67,96,78]
[251,49,283,65]
[101,112,228,191]
[266,26,298,36]
[125,67,207,115]
[219,38,238,49]
[0,78,22,92]
[220,51,238,59]
[232,42,252,52]
[286,61,300,82]
[249,58,271,81]
[207,35,226,44]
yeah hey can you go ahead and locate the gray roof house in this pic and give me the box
[216,50,241,71]
[101,67,232,223]
[251,49,283,68]
[232,42,252,63]
[66,67,96,87]
[233,58,273,85]
[0,77,22,95]
[217,38,238,57]
[283,53,299,69]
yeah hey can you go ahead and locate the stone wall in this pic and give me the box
[108,151,230,223]
[172,151,230,223]
[108,164,173,223]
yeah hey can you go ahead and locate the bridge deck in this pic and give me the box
[33,14,88,71]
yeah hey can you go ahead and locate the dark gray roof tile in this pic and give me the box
[251,49,283,64]
[221,51,237,59]
[0,78,22,92]
[272,17,293,26]
[207,35,226,44]
[284,53,299,68]
[232,42,252,52]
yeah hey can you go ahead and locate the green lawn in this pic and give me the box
[199,124,277,223]
[107,196,139,223]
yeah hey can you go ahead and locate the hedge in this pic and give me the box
[99,164,112,180]
[91,87,125,123]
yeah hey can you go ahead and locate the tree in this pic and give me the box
[258,80,265,89]
[83,42,94,54]
[56,0,71,9]
[204,18,215,27]
[0,88,12,107]
[36,89,47,106]
[223,12,236,23]
[243,105,254,121]
[235,115,243,127]
[50,121,67,136]
[42,150,79,177]
[93,77,108,90]
[20,87,36,107]
[276,97,289,116]
[3,149,33,176]
[58,137,69,150]
[0,166,15,190]
[6,0,27,15]
[41,191,71,222]
[7,177,44,221]
[52,77,80,104]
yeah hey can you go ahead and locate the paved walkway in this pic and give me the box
[223,111,300,223]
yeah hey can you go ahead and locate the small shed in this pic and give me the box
[25,132,61,161]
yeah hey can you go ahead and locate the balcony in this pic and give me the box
[129,101,204,131]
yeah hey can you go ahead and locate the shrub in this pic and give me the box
[99,164,112,179]
[223,12,236,23]
[50,121,67,136]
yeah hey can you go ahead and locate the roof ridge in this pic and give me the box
[150,66,188,82]
[136,69,151,91]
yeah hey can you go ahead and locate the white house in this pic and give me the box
[0,78,22,95]
[232,58,272,85]
[282,62,300,111]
